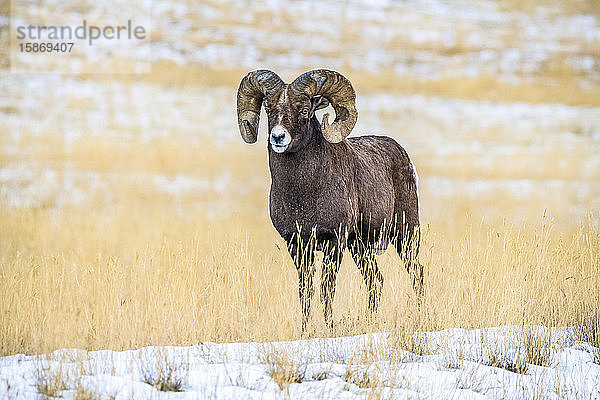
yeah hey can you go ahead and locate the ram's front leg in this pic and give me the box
[287,234,316,333]
[320,245,342,331]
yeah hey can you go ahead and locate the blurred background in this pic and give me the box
[1,0,599,223]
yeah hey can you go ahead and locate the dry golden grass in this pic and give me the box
[2,0,599,358]
[1,180,598,356]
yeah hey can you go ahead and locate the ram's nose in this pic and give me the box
[270,124,291,153]
[271,130,286,144]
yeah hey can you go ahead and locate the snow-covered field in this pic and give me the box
[1,327,598,399]
[8,0,600,82]
[148,0,600,82]
[1,75,599,221]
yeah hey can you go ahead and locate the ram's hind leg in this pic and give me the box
[393,162,425,307]
[287,235,316,333]
[349,238,384,314]
[395,217,425,306]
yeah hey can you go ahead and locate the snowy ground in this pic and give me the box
[1,75,599,222]
[7,0,600,81]
[1,327,598,399]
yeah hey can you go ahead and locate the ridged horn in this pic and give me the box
[236,70,284,143]
[291,69,357,143]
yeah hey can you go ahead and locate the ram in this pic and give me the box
[236,69,423,331]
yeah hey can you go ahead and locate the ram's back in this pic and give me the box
[346,135,417,231]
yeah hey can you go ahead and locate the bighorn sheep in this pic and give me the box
[236,69,423,331]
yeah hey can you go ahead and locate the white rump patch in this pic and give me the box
[409,158,419,211]
[409,158,419,188]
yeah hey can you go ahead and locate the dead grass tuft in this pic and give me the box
[523,328,553,367]
[577,310,600,365]
[74,385,104,400]
[263,350,306,390]
[140,351,187,392]
[345,367,379,389]
[485,345,529,375]
[390,316,433,360]
[34,362,67,398]
[312,370,329,381]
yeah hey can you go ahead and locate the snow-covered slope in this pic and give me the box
[1,326,598,399]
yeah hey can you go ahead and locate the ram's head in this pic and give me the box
[236,69,358,153]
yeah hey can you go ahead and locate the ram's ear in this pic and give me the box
[310,95,329,113]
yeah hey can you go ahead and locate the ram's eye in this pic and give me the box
[300,107,310,117]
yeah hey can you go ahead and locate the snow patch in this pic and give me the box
[0,327,598,399]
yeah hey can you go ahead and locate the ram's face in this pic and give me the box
[264,86,312,154]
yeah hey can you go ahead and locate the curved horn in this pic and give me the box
[291,69,357,143]
[236,70,284,143]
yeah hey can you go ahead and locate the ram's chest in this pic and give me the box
[269,176,355,238]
